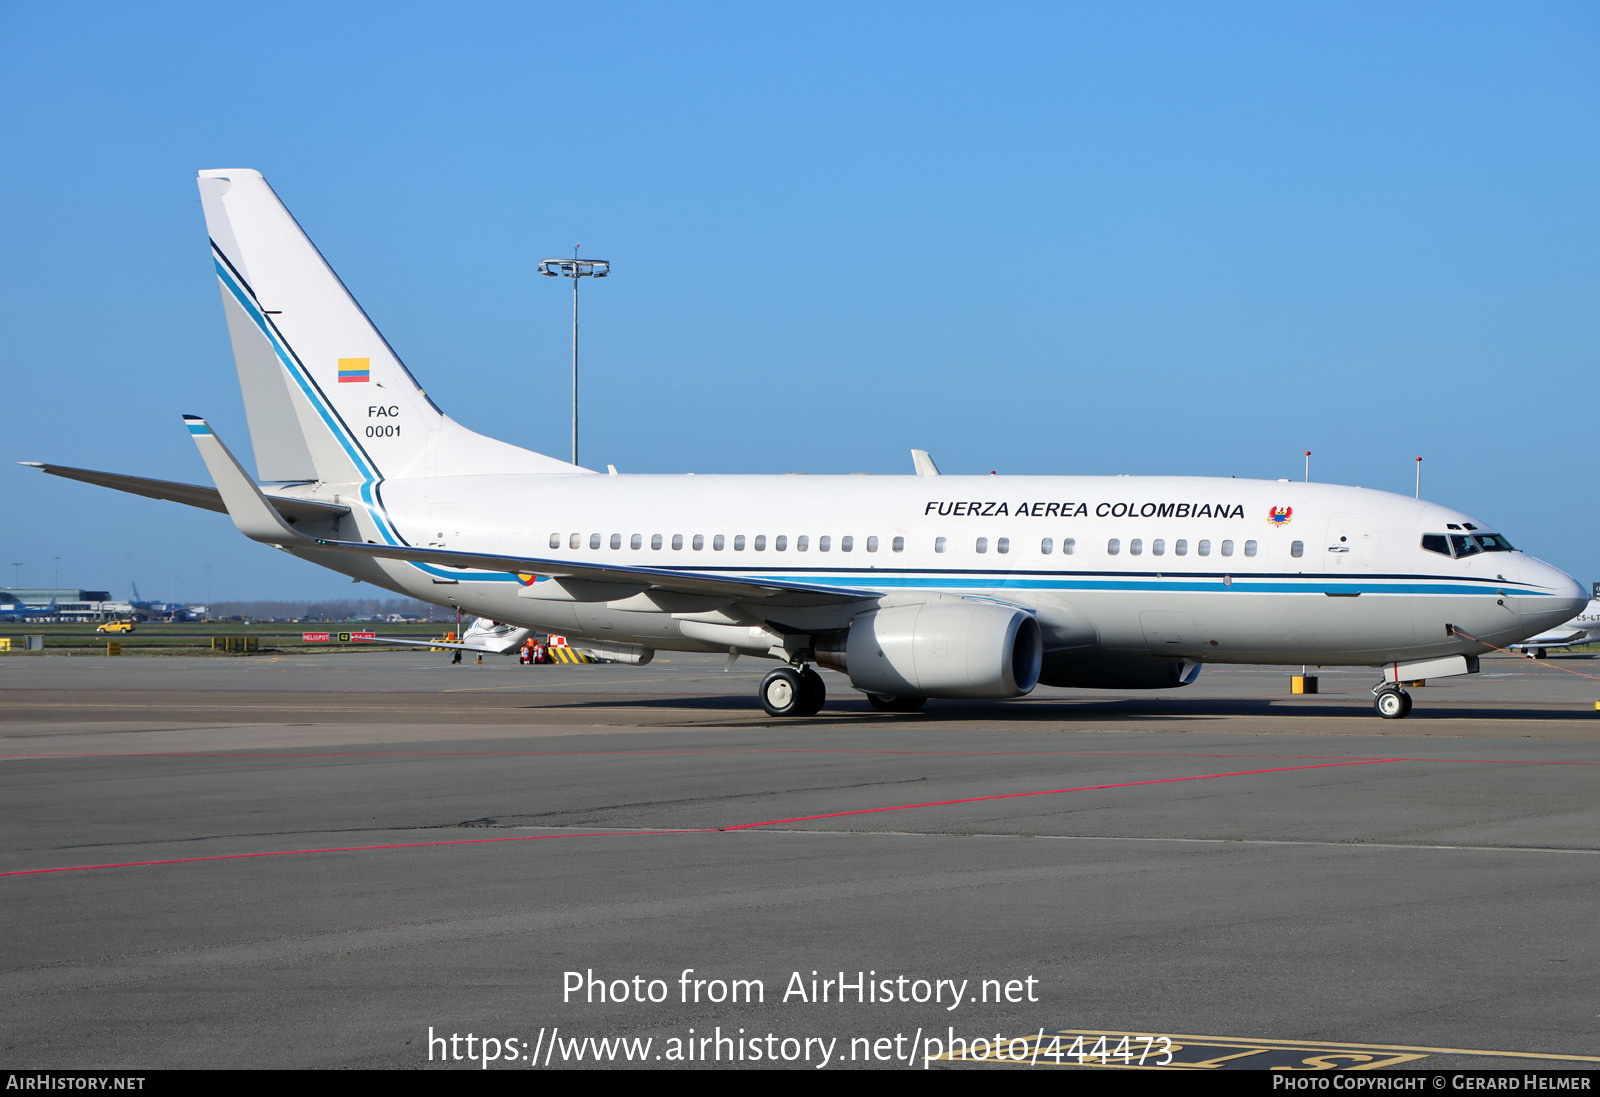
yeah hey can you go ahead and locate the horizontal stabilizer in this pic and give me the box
[21,461,349,524]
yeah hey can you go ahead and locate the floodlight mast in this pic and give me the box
[537,247,610,466]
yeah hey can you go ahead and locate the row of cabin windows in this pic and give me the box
[550,532,1307,560]
[551,533,907,553]
[932,536,1304,559]
[1106,538,1304,558]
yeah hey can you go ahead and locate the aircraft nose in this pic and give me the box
[1515,562,1587,632]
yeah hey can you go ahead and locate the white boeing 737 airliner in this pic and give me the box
[27,170,1588,719]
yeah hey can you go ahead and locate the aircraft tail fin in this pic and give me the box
[196,169,590,483]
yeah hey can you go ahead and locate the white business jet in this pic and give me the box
[26,170,1588,719]
[1508,594,1600,659]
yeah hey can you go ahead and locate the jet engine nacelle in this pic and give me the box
[821,602,1043,698]
[1038,655,1202,690]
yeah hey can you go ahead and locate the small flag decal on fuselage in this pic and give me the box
[338,357,370,383]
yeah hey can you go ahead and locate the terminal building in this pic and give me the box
[0,589,135,622]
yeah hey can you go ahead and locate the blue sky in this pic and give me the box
[4,2,1596,602]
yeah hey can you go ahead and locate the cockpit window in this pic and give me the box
[1425,531,1516,558]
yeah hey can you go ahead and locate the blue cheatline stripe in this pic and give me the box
[213,255,522,584]
[645,573,1546,597]
[213,255,376,484]
[185,422,211,436]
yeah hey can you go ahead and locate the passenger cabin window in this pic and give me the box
[1175,539,1188,556]
[734,535,745,551]
[818,535,831,552]
[841,536,854,552]
[1062,537,1075,555]
[1152,539,1165,556]
[1221,540,1234,557]
[1130,538,1143,556]
[976,537,988,554]
[775,535,788,551]
[692,534,705,551]
[867,536,879,553]
[935,537,947,553]
[754,535,767,551]
[610,534,622,550]
[570,533,581,550]
[1290,540,1304,558]
[651,534,663,550]
[997,537,1010,554]
[1041,537,1054,554]
[796,535,809,551]
[1244,540,1258,557]
[1108,538,1121,555]
[549,533,561,549]
[589,533,602,549]
[892,536,905,553]
[672,534,684,550]
[1198,539,1211,556]
[713,534,725,551]
[631,534,642,550]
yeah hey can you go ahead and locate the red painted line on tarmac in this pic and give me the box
[10,748,1590,764]
[0,828,713,878]
[721,758,1406,830]
[8,754,1582,877]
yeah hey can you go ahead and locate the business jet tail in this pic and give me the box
[197,169,590,484]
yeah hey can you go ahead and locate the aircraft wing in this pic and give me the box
[21,462,350,524]
[315,541,873,604]
[183,417,879,607]
[1509,629,1589,650]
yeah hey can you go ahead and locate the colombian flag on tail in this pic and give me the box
[337,357,370,383]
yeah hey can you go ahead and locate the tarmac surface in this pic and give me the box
[3,650,1600,1070]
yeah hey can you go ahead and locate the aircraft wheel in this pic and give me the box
[759,667,806,717]
[867,693,927,713]
[1374,687,1412,719]
[796,667,826,716]
[1536,648,1547,660]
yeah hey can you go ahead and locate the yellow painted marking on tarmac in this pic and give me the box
[939,1028,1600,1069]
[1057,1028,1600,1061]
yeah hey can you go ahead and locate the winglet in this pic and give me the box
[911,449,941,476]
[183,415,302,544]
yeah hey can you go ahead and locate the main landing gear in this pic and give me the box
[759,665,826,717]
[1373,684,1412,720]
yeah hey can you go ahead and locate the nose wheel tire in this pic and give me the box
[1374,687,1412,719]
[760,667,826,717]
